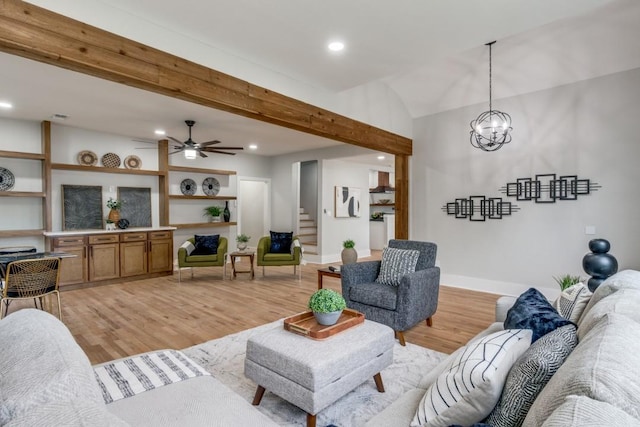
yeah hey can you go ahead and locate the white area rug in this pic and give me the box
[182,321,447,427]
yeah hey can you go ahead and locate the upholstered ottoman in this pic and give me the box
[244,320,394,427]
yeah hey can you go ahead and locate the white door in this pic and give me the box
[238,178,269,249]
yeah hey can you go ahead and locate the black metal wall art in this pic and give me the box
[499,174,600,203]
[441,196,519,221]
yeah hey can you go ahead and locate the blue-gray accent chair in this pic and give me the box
[341,239,440,346]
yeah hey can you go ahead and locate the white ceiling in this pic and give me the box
[2,0,638,163]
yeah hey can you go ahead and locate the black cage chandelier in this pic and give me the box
[470,41,513,152]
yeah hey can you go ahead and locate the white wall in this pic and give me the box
[412,67,640,298]
[318,159,372,263]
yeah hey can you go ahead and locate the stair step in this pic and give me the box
[299,213,311,220]
[300,219,315,225]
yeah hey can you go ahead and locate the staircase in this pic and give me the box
[298,208,318,255]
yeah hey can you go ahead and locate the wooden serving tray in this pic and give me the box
[283,309,364,340]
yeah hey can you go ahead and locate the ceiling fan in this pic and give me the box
[138,120,243,158]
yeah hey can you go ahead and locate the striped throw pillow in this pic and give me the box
[375,247,420,286]
[411,329,532,427]
[553,283,592,323]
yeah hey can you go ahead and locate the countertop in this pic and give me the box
[44,226,176,237]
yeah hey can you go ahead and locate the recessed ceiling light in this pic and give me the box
[0,101,13,109]
[377,155,385,160]
[154,129,166,135]
[328,41,345,52]
[249,144,258,150]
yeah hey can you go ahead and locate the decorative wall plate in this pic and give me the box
[124,155,142,169]
[101,152,121,168]
[180,178,197,195]
[202,177,220,196]
[0,167,15,191]
[77,150,98,166]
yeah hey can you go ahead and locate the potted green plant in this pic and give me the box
[341,239,357,265]
[554,274,583,291]
[106,198,123,222]
[203,206,223,222]
[236,233,250,251]
[105,219,116,231]
[308,289,346,326]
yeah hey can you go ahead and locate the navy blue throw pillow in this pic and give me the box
[192,234,219,255]
[504,288,574,343]
[269,231,293,254]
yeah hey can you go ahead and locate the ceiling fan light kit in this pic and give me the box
[147,119,245,159]
[470,41,513,152]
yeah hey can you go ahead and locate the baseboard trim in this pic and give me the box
[441,273,560,300]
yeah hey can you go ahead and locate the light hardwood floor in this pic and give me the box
[8,255,501,364]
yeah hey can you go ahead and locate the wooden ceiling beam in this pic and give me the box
[0,0,412,156]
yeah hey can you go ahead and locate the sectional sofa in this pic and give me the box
[366,269,640,426]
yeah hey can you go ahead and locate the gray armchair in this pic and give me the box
[341,239,440,346]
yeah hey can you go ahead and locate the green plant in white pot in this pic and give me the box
[203,206,222,222]
[554,274,583,291]
[308,289,346,326]
[236,233,250,251]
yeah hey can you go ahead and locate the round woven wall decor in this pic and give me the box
[124,155,142,169]
[0,167,15,191]
[101,153,121,168]
[77,150,98,166]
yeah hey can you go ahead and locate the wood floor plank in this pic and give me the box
[6,254,500,364]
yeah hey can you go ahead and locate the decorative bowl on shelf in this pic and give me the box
[378,199,391,204]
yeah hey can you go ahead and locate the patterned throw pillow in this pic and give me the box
[484,324,578,427]
[269,231,293,254]
[410,329,532,427]
[375,247,420,286]
[504,288,574,342]
[553,283,592,323]
[192,234,219,255]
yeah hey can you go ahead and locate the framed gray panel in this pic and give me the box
[62,185,103,230]
[117,186,152,227]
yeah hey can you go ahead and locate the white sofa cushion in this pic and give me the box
[410,329,532,427]
[0,309,107,425]
[541,395,640,427]
[577,287,640,340]
[523,313,640,426]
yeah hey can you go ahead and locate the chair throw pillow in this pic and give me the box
[410,329,532,427]
[504,288,574,343]
[375,246,420,286]
[484,324,578,427]
[553,282,592,323]
[269,231,293,254]
[192,234,219,255]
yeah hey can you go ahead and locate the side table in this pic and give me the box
[229,251,255,279]
[317,267,341,289]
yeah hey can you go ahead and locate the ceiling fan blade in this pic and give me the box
[168,136,185,146]
[132,138,158,144]
[201,146,244,152]
[168,147,186,155]
[199,139,222,147]
[202,149,237,156]
[198,150,208,158]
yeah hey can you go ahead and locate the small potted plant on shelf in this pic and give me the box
[341,239,357,265]
[203,206,222,222]
[236,233,250,251]
[553,274,583,291]
[308,289,346,326]
[105,219,116,231]
[106,198,123,222]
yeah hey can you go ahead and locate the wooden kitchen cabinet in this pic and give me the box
[88,235,120,282]
[52,236,87,286]
[148,231,173,273]
[120,232,148,277]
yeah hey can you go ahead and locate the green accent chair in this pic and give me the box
[257,235,301,279]
[177,236,228,282]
